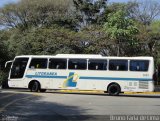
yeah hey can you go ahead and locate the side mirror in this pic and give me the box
[5,60,13,68]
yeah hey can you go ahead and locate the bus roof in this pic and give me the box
[15,54,154,60]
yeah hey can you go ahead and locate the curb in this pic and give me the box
[58,90,104,94]
[58,90,160,94]
[124,92,160,94]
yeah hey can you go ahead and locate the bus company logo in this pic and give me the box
[62,72,79,88]
[35,72,57,76]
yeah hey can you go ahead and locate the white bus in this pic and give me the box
[6,54,155,95]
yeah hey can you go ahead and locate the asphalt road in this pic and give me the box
[0,89,160,121]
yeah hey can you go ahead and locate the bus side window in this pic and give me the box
[56,64,59,69]
[130,60,149,71]
[49,58,67,69]
[36,64,40,68]
[95,65,99,70]
[116,66,119,70]
[29,58,48,69]
[30,66,35,69]
[88,59,107,70]
[109,60,128,71]
[68,59,87,70]
[136,66,140,71]
[74,64,78,69]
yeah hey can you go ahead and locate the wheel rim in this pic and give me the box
[110,86,118,94]
[32,82,38,92]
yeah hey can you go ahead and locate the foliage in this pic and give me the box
[127,0,160,25]
[73,0,108,29]
[0,71,8,86]
[7,26,82,56]
[103,10,139,56]
[0,0,160,82]
[104,10,139,40]
[0,0,77,30]
[0,30,10,66]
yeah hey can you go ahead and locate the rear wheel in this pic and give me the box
[31,81,40,92]
[108,83,121,96]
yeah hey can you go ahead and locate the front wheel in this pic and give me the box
[31,81,40,92]
[108,84,121,96]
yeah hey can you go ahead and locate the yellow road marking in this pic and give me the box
[32,93,41,96]
[124,92,160,94]
[59,90,104,93]
[59,90,160,94]
[0,95,34,113]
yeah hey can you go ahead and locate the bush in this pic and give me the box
[0,71,8,88]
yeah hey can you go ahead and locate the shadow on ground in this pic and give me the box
[0,91,100,121]
[1,89,160,121]
[3,88,160,98]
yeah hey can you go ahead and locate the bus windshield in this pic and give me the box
[10,58,29,79]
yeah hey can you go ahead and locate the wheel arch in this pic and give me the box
[28,80,41,90]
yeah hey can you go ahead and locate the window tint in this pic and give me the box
[130,60,149,71]
[109,60,128,71]
[88,59,107,70]
[10,58,29,79]
[29,58,48,69]
[49,59,67,69]
[68,59,87,70]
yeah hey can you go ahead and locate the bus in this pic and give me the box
[5,54,155,95]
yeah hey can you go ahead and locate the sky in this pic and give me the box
[0,0,160,8]
[0,0,19,8]
[0,0,130,8]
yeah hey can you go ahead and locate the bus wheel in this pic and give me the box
[31,81,40,92]
[107,83,120,96]
[40,89,46,92]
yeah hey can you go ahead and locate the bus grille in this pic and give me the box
[139,81,149,89]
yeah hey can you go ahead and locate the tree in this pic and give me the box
[79,25,114,55]
[6,26,91,56]
[145,21,160,65]
[128,0,160,25]
[103,10,139,56]
[0,30,10,66]
[102,2,138,23]
[0,30,11,86]
[0,0,77,30]
[73,0,108,29]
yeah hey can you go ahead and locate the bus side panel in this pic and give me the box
[23,58,154,92]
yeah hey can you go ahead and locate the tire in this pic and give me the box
[40,89,46,92]
[108,83,121,96]
[31,81,40,92]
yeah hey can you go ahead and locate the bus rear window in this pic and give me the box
[109,60,128,71]
[68,59,87,70]
[130,60,149,71]
[29,58,48,69]
[88,59,107,70]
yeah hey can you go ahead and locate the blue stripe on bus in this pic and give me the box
[79,77,152,81]
[26,75,67,79]
[25,75,152,81]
